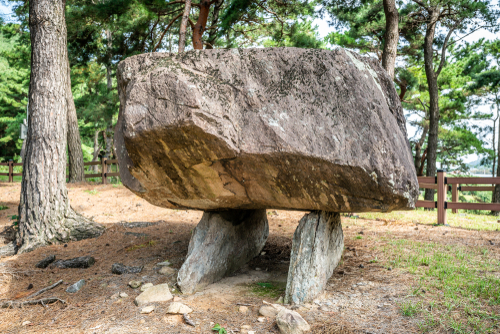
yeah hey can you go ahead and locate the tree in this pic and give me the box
[383,0,399,79]
[16,0,103,253]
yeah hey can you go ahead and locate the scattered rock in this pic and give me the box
[166,302,193,314]
[129,280,142,289]
[139,319,146,324]
[173,296,182,302]
[35,255,56,269]
[359,264,364,268]
[159,266,176,275]
[276,296,284,304]
[141,305,155,314]
[140,283,153,292]
[135,283,173,306]
[276,308,311,334]
[22,321,31,326]
[27,283,33,290]
[239,305,249,314]
[177,210,268,294]
[119,292,129,298]
[157,261,171,266]
[111,263,143,275]
[110,292,120,300]
[66,279,85,293]
[257,317,265,323]
[51,256,95,269]
[259,305,278,318]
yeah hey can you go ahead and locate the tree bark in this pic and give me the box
[423,10,440,203]
[66,59,85,183]
[92,129,101,173]
[492,96,500,215]
[17,0,104,253]
[382,0,399,80]
[178,0,192,52]
[414,123,429,175]
[192,0,211,50]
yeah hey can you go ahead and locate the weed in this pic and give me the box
[249,281,286,299]
[400,300,421,317]
[84,189,99,195]
[126,240,157,251]
[355,235,362,239]
[0,205,7,210]
[211,324,227,334]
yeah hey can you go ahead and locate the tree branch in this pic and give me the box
[435,19,462,77]
[153,13,183,52]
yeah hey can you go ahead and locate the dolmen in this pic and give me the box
[114,47,419,304]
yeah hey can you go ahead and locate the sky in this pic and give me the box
[1,3,500,166]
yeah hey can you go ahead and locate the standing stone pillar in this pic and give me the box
[285,211,344,304]
[178,209,269,294]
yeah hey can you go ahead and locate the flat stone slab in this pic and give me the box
[115,47,418,213]
[135,283,173,306]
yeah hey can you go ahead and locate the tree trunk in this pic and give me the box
[178,0,192,52]
[17,0,104,253]
[414,123,429,175]
[423,10,440,203]
[493,97,500,215]
[66,59,85,183]
[382,0,399,80]
[92,129,101,173]
[192,0,211,50]
[493,118,497,177]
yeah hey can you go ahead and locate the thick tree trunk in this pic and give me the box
[178,0,192,52]
[423,11,440,203]
[382,0,399,79]
[16,0,104,253]
[414,124,429,175]
[192,0,211,50]
[66,59,85,183]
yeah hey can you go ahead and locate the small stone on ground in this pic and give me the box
[140,305,155,314]
[276,308,310,334]
[66,279,85,293]
[166,302,193,314]
[135,283,173,306]
[140,283,153,291]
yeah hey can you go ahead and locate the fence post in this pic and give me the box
[437,170,447,225]
[8,159,13,183]
[102,158,107,185]
[451,184,458,214]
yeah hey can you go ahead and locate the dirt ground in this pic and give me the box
[0,182,499,334]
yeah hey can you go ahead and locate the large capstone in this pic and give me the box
[285,211,343,304]
[177,209,268,294]
[115,48,418,213]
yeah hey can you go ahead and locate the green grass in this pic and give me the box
[84,189,99,195]
[381,238,500,333]
[359,210,500,231]
[248,281,286,299]
[0,205,7,210]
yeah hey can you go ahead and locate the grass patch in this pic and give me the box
[0,205,7,210]
[125,240,157,251]
[355,235,363,239]
[84,189,99,195]
[381,238,500,332]
[360,210,500,231]
[248,281,286,299]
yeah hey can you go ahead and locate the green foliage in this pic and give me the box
[0,19,29,160]
[211,324,227,334]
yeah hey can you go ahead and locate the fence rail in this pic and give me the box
[417,171,500,224]
[1,158,119,184]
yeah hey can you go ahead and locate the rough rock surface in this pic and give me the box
[51,256,95,269]
[135,283,173,306]
[276,308,311,334]
[166,302,193,314]
[66,279,85,293]
[111,263,143,275]
[115,47,418,213]
[285,212,344,304]
[177,209,268,294]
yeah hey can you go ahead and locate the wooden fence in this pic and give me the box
[0,158,119,184]
[416,170,500,224]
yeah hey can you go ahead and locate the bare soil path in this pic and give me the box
[0,183,499,333]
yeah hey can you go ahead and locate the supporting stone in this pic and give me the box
[285,211,344,304]
[177,209,269,294]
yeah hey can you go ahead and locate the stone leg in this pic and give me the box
[177,209,269,294]
[285,211,343,304]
